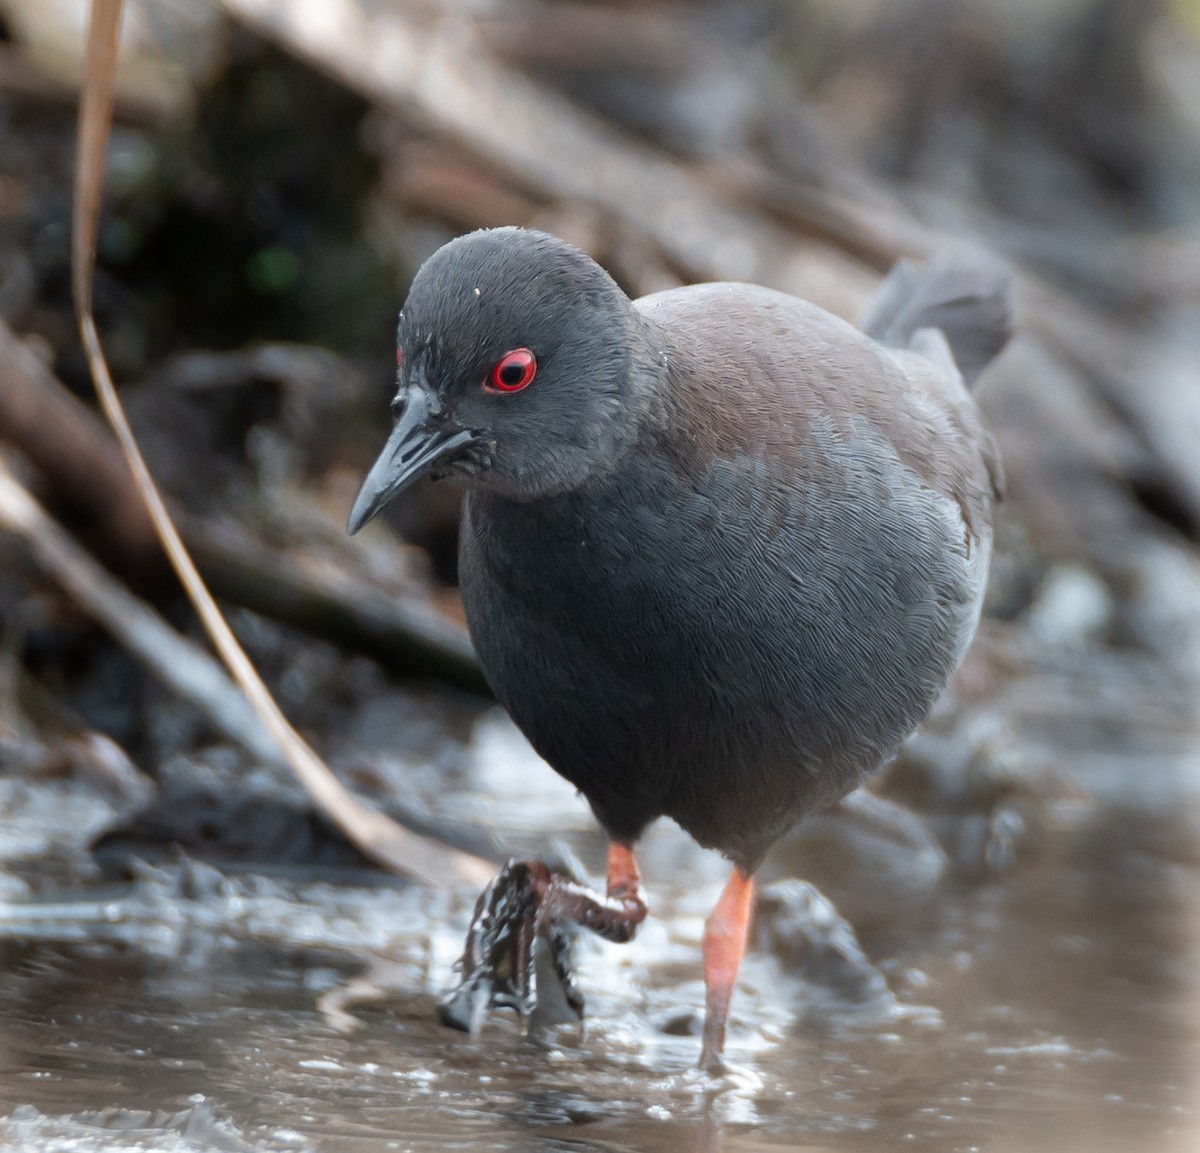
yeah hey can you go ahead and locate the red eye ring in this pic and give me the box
[487,348,536,393]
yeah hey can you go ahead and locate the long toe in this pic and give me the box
[439,860,544,1032]
[439,852,649,1037]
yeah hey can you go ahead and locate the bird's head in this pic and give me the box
[348,228,645,533]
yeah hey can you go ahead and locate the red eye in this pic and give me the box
[488,348,536,393]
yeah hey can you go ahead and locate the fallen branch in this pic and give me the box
[220,0,878,312]
[0,319,163,583]
[0,454,278,765]
[187,519,487,694]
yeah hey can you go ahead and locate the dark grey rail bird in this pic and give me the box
[349,227,1011,1071]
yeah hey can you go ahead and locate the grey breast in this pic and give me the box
[460,456,985,868]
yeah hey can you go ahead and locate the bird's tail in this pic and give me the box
[859,249,1014,389]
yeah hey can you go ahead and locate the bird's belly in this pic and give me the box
[460,434,989,869]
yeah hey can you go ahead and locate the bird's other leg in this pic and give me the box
[438,842,647,1035]
[699,867,755,1073]
[538,841,647,942]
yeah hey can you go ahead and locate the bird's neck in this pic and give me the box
[622,312,675,440]
[465,317,670,524]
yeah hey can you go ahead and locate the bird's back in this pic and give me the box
[636,280,1002,538]
[461,271,1006,870]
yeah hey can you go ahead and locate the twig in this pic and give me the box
[75,0,492,888]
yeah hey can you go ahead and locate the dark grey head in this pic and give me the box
[348,228,647,532]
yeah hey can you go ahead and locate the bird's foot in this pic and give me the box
[697,1039,729,1077]
[437,860,569,1034]
[438,856,646,1036]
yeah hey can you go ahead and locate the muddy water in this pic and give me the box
[0,704,1198,1153]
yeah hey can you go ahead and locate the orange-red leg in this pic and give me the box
[535,841,647,942]
[606,842,643,904]
[699,867,755,1071]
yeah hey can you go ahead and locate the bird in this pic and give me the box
[348,227,1011,1071]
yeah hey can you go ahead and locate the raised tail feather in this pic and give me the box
[860,249,1014,389]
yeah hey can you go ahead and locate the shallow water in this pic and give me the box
[1,699,1198,1153]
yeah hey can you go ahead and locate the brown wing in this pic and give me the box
[634,283,1000,541]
